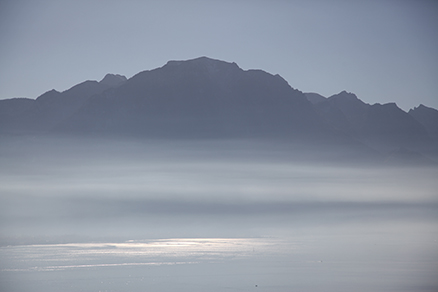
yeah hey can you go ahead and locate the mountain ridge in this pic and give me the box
[1,57,437,164]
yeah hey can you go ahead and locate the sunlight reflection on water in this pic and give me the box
[1,232,437,292]
[1,238,289,272]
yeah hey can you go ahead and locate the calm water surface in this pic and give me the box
[1,138,437,291]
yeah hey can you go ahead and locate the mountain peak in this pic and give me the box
[36,89,61,101]
[411,104,433,112]
[335,90,358,98]
[327,90,367,106]
[164,56,240,73]
[166,56,233,65]
[99,74,127,87]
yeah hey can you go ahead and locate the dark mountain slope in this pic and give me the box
[99,74,127,88]
[360,103,432,152]
[1,57,435,163]
[313,91,435,155]
[304,92,326,104]
[409,104,438,142]
[60,57,328,140]
[0,98,35,123]
[1,76,126,134]
[0,98,36,134]
[313,91,368,134]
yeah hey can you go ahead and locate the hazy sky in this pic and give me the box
[0,0,437,111]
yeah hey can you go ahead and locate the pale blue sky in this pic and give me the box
[1,0,437,111]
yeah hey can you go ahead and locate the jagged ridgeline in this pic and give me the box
[1,57,437,163]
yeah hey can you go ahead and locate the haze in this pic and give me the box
[1,137,437,291]
[1,1,438,291]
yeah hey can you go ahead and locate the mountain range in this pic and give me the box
[1,57,437,164]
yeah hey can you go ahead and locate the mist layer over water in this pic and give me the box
[0,136,437,291]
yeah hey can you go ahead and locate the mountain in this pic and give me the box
[312,91,435,155]
[0,75,126,134]
[0,57,436,163]
[312,91,368,134]
[58,57,328,140]
[304,92,326,104]
[409,104,438,142]
[0,98,35,124]
[99,74,127,88]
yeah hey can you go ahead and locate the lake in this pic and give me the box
[1,137,437,291]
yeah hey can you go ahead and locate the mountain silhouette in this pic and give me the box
[311,91,436,156]
[0,98,34,125]
[0,76,125,134]
[99,74,127,88]
[58,57,328,140]
[409,104,438,142]
[304,92,326,105]
[1,57,436,163]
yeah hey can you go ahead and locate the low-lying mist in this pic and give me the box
[1,135,437,244]
[1,135,438,292]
